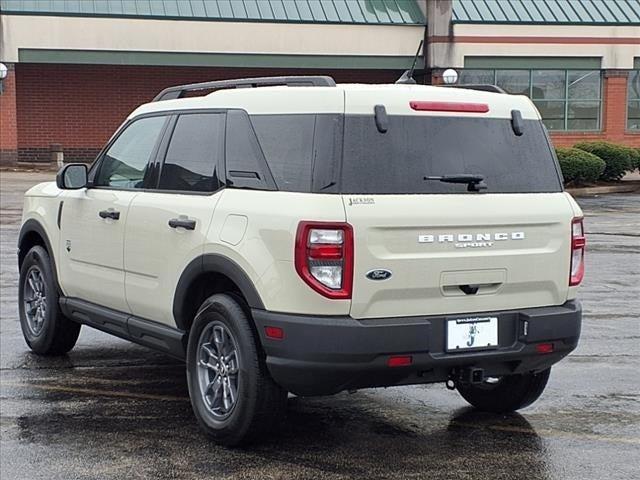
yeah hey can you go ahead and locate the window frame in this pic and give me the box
[627,69,640,132]
[153,110,227,195]
[459,68,603,132]
[88,112,171,192]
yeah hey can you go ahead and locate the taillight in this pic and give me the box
[570,217,586,286]
[295,221,354,299]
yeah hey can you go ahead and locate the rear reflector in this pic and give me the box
[265,326,284,340]
[409,101,489,113]
[535,343,554,354]
[387,356,412,367]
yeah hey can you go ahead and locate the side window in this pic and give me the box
[158,113,224,192]
[225,110,276,190]
[95,116,166,188]
[250,114,316,192]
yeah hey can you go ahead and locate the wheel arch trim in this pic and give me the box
[18,219,62,294]
[173,254,265,331]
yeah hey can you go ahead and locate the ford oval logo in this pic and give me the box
[366,269,392,281]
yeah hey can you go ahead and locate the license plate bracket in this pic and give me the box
[446,316,498,352]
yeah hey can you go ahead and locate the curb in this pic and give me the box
[1,163,59,172]
[567,183,640,197]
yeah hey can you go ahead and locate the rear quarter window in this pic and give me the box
[249,114,342,194]
[250,115,316,192]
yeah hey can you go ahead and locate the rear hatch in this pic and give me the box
[342,87,575,319]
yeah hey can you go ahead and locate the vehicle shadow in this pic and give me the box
[249,399,551,479]
[7,352,552,479]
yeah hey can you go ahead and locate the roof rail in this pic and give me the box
[443,84,507,94]
[153,76,336,102]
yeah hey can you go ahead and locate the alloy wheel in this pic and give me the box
[23,266,47,336]
[196,321,240,419]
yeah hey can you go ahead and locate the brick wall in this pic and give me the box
[13,64,400,163]
[9,63,638,165]
[550,70,640,148]
[0,64,18,165]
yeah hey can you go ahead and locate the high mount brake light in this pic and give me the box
[295,222,354,299]
[570,217,586,286]
[409,101,489,113]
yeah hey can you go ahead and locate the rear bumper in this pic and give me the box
[252,301,581,396]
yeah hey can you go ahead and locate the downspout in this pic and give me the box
[423,2,429,84]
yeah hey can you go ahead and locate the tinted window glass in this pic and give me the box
[627,70,640,130]
[225,110,275,190]
[341,115,562,194]
[95,116,166,188]
[158,113,224,192]
[250,114,316,192]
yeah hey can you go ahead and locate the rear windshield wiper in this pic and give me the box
[424,174,487,192]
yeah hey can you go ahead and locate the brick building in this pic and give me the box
[0,0,638,165]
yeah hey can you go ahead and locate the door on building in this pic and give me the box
[58,114,169,312]
[124,112,226,326]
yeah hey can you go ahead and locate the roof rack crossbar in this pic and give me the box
[153,76,336,102]
[444,84,507,94]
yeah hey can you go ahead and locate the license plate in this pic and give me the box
[446,316,498,352]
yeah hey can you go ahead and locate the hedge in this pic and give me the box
[555,147,606,185]
[625,147,640,171]
[573,141,633,181]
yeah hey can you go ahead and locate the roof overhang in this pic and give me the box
[0,14,425,68]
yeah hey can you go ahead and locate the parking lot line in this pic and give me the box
[1,381,189,402]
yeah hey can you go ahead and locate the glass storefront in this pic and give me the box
[628,70,640,131]
[459,69,602,131]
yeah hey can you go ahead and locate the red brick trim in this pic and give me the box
[0,63,18,165]
[430,35,640,44]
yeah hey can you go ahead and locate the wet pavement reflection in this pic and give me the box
[1,172,639,480]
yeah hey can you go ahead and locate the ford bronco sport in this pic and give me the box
[18,76,583,445]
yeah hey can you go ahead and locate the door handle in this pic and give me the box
[168,217,196,230]
[99,209,120,220]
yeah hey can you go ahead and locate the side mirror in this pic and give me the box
[56,163,88,189]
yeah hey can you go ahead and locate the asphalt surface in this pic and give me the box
[1,171,639,480]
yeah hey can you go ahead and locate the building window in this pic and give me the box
[628,70,640,131]
[459,69,602,131]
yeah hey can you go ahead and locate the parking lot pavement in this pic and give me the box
[1,171,638,480]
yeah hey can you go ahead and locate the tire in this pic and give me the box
[186,293,287,446]
[18,245,81,355]
[456,368,551,413]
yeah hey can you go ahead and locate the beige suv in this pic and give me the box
[18,76,584,445]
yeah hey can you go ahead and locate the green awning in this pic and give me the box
[453,0,639,25]
[0,0,425,25]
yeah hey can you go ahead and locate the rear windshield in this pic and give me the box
[340,115,563,194]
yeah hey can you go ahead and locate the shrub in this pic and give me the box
[624,147,640,171]
[573,141,632,181]
[555,147,606,185]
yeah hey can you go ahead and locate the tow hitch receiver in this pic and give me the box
[453,367,485,385]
